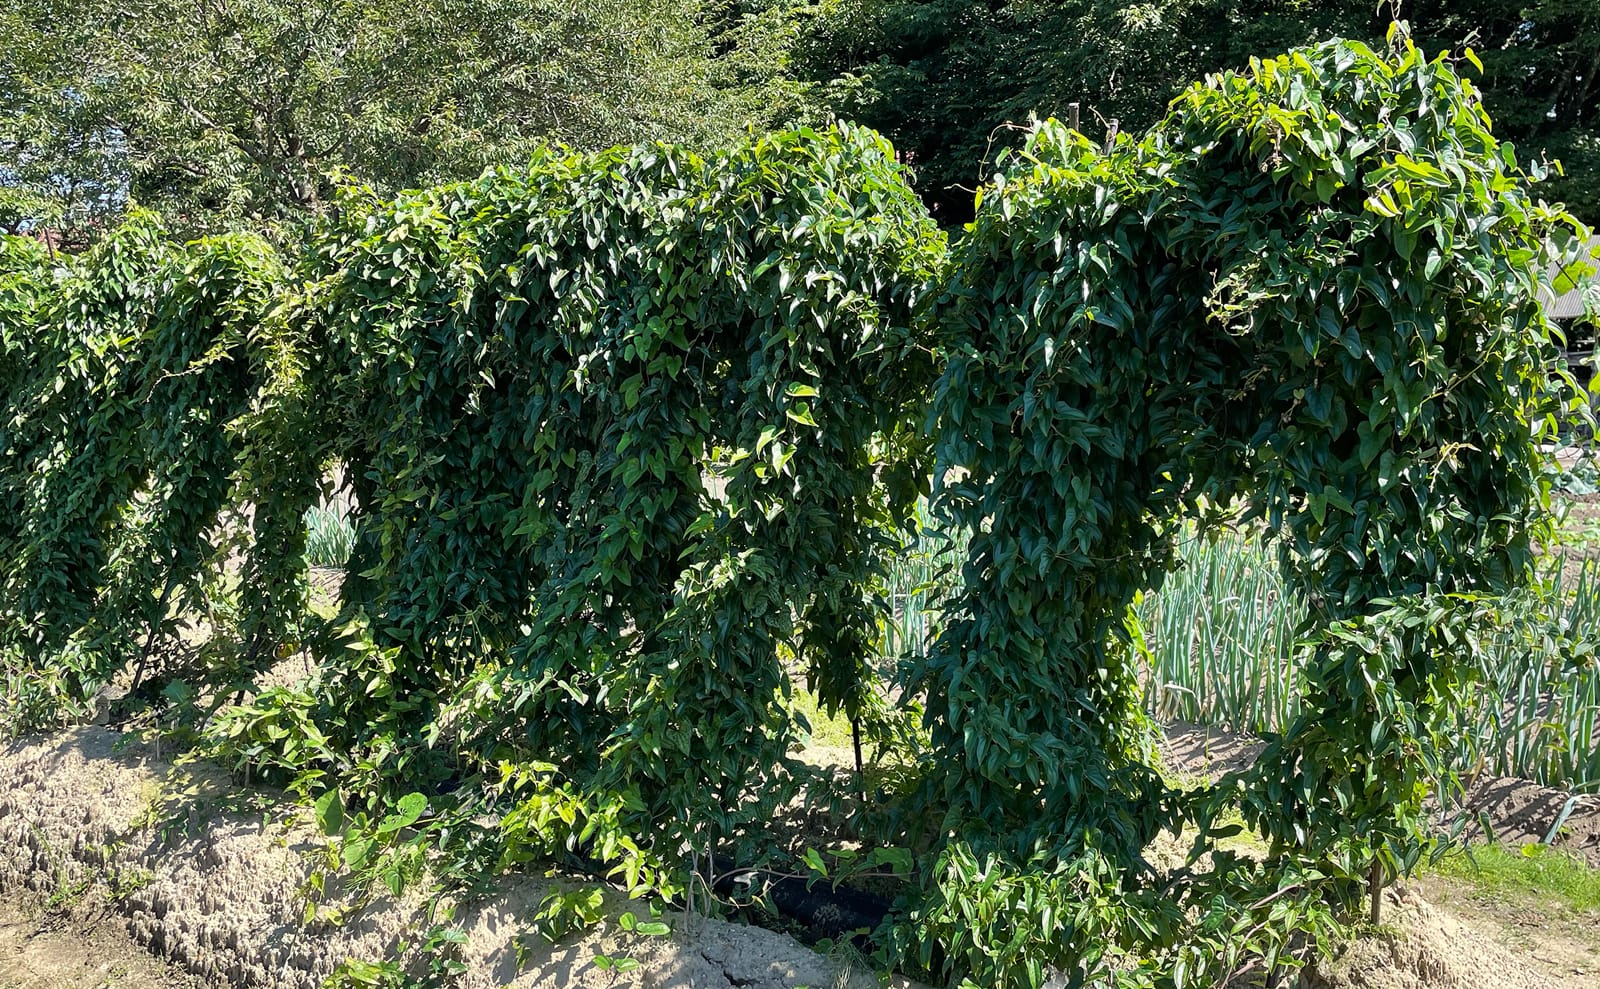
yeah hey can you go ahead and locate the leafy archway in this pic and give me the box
[911,30,1581,986]
[0,28,1583,989]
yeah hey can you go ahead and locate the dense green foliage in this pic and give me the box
[0,217,313,726]
[10,1,1600,237]
[0,120,949,971]
[0,30,1584,989]
[801,1,1600,223]
[914,30,1576,986]
[294,124,941,868]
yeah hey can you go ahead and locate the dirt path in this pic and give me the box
[0,897,200,989]
[1414,875,1599,988]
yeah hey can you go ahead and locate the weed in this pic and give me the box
[322,924,467,988]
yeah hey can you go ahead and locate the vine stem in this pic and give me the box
[850,714,865,803]
[129,571,179,696]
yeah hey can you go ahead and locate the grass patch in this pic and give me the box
[1430,842,1600,913]
[788,687,855,750]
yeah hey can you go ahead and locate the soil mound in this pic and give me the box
[1303,887,1582,989]
[1453,779,1600,867]
[0,728,900,989]
[1161,723,1600,868]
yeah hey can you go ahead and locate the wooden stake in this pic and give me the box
[851,715,866,804]
[1368,857,1384,925]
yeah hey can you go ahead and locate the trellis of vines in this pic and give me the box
[0,31,1585,989]
[0,216,316,728]
[291,123,943,879]
[910,29,1582,987]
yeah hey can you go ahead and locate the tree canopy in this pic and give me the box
[6,2,1598,234]
[0,0,816,242]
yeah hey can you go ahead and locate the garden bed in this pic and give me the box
[0,728,902,989]
[0,725,1592,988]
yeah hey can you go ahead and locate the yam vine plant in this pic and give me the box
[0,30,1587,989]
[245,122,945,912]
[0,217,319,728]
[910,28,1583,988]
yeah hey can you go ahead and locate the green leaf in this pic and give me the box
[315,789,344,837]
[802,848,828,877]
[377,792,427,833]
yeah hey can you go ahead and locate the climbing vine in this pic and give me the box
[0,216,313,727]
[0,30,1583,989]
[914,28,1579,987]
[292,122,942,873]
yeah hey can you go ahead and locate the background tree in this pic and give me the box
[0,0,819,242]
[14,0,1597,238]
[0,3,126,245]
[1438,0,1600,221]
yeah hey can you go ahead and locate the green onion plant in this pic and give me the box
[303,504,356,570]
[1134,530,1600,792]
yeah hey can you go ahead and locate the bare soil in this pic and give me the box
[0,901,203,989]
[1299,885,1595,989]
[0,728,904,989]
[0,724,1596,988]
[1161,723,1600,869]
[1413,874,1599,988]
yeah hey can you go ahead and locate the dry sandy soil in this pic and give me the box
[0,725,1595,989]
[0,904,205,989]
[0,728,897,989]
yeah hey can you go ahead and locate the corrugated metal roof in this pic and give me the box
[1539,235,1600,321]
